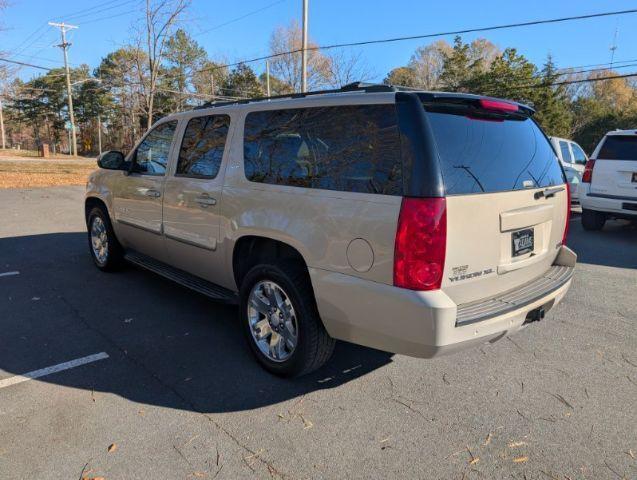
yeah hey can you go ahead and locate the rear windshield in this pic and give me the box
[597,135,637,160]
[425,109,565,195]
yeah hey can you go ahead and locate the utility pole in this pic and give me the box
[0,96,6,150]
[301,0,308,93]
[265,60,271,97]
[209,73,215,103]
[609,26,619,69]
[49,22,78,157]
[97,114,102,155]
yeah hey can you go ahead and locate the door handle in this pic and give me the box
[195,194,217,207]
[145,189,161,198]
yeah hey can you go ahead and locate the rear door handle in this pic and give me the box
[195,194,217,207]
[534,186,565,200]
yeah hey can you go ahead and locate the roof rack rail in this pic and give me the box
[193,82,418,110]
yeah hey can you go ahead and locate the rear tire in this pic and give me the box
[239,260,335,377]
[582,209,606,231]
[87,206,124,271]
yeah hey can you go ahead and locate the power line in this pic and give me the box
[555,62,637,78]
[195,0,288,36]
[197,7,637,74]
[0,57,52,70]
[559,57,637,72]
[533,71,637,88]
[8,23,49,55]
[53,0,137,22]
[80,9,139,25]
[62,0,139,21]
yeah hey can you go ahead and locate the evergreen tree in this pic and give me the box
[531,56,572,137]
[163,29,207,111]
[222,64,264,98]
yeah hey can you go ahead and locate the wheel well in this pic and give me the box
[233,236,307,288]
[85,197,108,223]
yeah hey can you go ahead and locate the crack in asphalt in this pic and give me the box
[58,295,289,479]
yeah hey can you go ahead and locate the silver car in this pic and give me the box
[86,83,576,377]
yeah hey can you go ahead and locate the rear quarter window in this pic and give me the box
[597,135,637,160]
[559,141,573,163]
[243,104,403,195]
[426,110,565,195]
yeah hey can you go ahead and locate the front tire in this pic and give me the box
[239,261,335,377]
[87,206,124,271]
[582,208,606,231]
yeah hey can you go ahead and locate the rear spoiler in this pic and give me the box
[416,92,535,116]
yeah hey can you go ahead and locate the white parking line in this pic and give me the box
[0,271,20,277]
[0,352,109,389]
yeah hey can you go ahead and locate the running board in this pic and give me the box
[124,251,238,304]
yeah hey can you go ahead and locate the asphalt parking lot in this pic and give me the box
[0,186,635,480]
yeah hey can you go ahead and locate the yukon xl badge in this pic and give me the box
[449,265,494,283]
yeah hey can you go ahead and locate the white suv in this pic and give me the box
[579,129,637,230]
[549,136,588,206]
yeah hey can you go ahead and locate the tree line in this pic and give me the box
[1,2,636,155]
[385,37,637,153]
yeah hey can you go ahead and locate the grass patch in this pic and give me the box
[0,160,96,188]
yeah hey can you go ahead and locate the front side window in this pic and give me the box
[570,143,588,165]
[177,115,230,178]
[243,105,403,195]
[133,121,177,175]
[559,141,573,163]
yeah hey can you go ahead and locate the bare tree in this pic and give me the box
[408,40,452,89]
[269,21,332,92]
[468,38,500,71]
[141,0,190,130]
[326,49,374,88]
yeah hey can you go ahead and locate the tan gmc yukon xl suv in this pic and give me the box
[86,83,576,377]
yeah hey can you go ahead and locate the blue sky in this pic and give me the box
[2,0,637,82]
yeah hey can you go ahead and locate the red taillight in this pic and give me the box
[562,183,571,245]
[582,159,595,183]
[478,98,519,113]
[394,197,447,291]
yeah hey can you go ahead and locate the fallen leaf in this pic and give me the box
[626,449,635,459]
[193,473,206,478]
[299,413,313,430]
[107,443,117,453]
[513,456,528,463]
[483,433,493,446]
[82,477,105,480]
[466,446,478,465]
[508,441,526,448]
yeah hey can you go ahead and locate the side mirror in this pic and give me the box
[97,151,126,170]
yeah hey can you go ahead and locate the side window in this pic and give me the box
[570,143,588,165]
[133,121,177,175]
[243,105,403,195]
[177,115,230,178]
[559,140,573,163]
